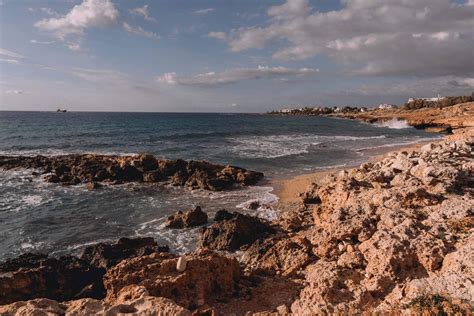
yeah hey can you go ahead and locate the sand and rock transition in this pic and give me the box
[0,102,473,315]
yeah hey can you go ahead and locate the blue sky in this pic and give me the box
[1,0,473,112]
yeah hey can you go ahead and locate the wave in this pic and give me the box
[376,119,411,129]
[228,134,387,159]
[356,137,437,151]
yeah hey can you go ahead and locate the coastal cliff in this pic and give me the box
[1,107,473,314]
[332,102,474,133]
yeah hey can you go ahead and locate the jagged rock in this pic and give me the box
[214,209,235,222]
[0,287,191,315]
[80,237,169,269]
[165,206,208,229]
[103,252,241,309]
[242,234,313,276]
[199,212,275,251]
[0,154,264,191]
[0,253,105,305]
[85,181,102,190]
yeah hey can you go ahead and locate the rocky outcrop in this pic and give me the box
[199,212,275,251]
[242,234,314,277]
[80,237,169,269]
[0,154,264,191]
[288,136,474,313]
[165,206,208,229]
[103,251,242,309]
[0,253,105,305]
[334,102,474,133]
[0,286,191,315]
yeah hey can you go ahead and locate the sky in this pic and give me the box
[0,0,473,112]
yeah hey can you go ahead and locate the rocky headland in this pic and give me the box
[332,102,474,134]
[0,154,264,191]
[1,104,473,315]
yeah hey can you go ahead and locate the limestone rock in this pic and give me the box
[165,206,208,229]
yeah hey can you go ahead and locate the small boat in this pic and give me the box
[56,108,67,113]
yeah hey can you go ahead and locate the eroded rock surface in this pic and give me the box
[288,136,474,313]
[0,154,264,191]
[103,251,242,309]
[199,211,275,251]
[80,237,169,269]
[0,253,105,305]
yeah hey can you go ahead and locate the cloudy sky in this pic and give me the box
[1,0,473,112]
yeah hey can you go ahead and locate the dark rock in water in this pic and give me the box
[248,201,261,210]
[199,212,275,251]
[0,253,105,305]
[0,154,264,191]
[85,181,102,190]
[214,209,236,222]
[44,174,60,183]
[80,237,169,269]
[165,206,208,229]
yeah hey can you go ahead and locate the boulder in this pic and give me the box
[213,209,235,222]
[80,237,169,269]
[165,206,208,229]
[0,253,105,305]
[104,252,242,309]
[199,212,275,251]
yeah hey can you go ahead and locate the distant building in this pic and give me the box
[279,108,292,113]
[360,107,368,112]
[408,95,446,103]
[378,104,395,110]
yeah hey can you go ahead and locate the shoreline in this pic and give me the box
[271,138,435,204]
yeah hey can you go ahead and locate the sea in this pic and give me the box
[0,111,439,260]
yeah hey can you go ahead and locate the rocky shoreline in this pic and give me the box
[331,102,474,134]
[0,154,264,191]
[1,105,473,314]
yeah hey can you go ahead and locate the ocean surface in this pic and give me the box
[0,111,439,260]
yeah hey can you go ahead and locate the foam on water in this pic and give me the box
[376,119,411,129]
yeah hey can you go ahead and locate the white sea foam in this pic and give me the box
[376,119,411,129]
[228,134,386,159]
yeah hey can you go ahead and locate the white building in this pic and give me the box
[408,95,446,103]
[279,108,292,113]
[378,104,395,110]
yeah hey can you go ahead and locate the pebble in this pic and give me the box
[176,256,187,272]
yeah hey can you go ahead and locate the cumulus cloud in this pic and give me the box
[211,0,474,77]
[35,0,119,39]
[130,5,156,22]
[156,65,319,86]
[193,8,214,15]
[122,22,160,39]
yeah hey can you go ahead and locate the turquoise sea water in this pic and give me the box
[0,111,438,259]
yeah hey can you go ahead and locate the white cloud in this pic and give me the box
[0,58,20,64]
[0,48,25,59]
[122,22,160,39]
[4,90,25,95]
[40,7,60,17]
[35,0,119,39]
[193,8,214,15]
[69,68,129,85]
[130,5,156,22]
[30,39,55,45]
[211,0,474,77]
[208,31,227,41]
[156,65,319,87]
